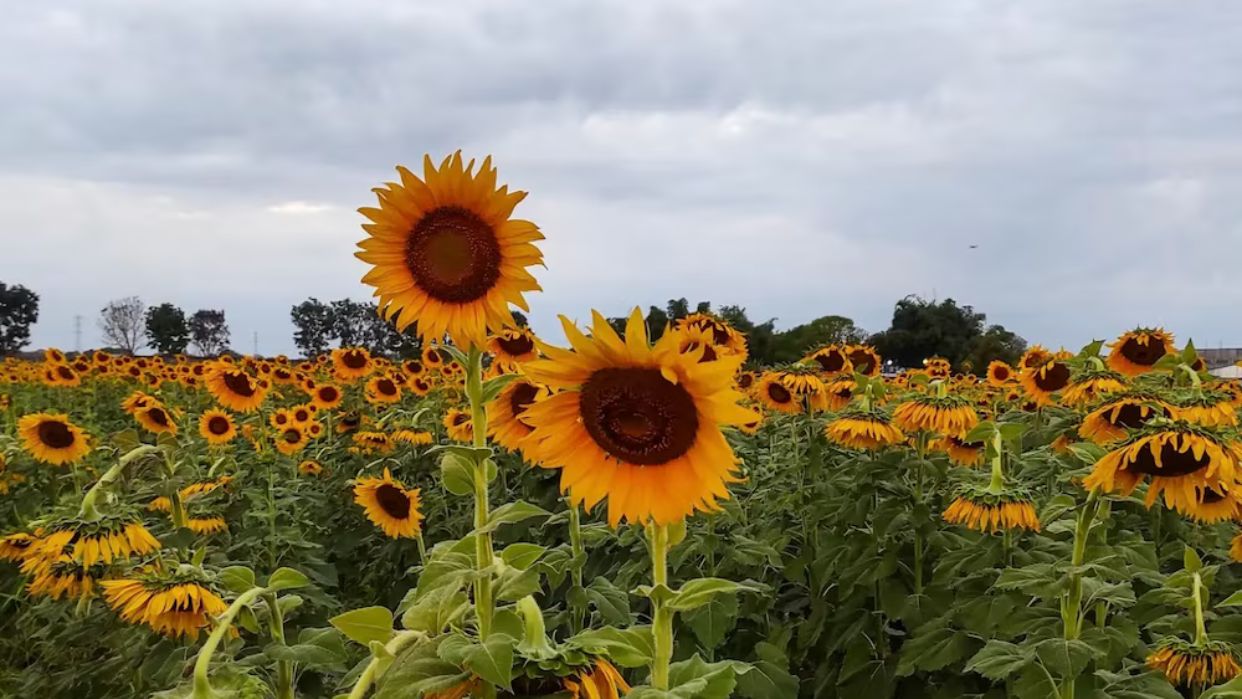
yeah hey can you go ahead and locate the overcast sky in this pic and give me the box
[3,1,1242,356]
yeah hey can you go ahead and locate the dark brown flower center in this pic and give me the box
[38,420,75,449]
[948,435,983,449]
[222,371,256,397]
[1125,437,1212,477]
[56,366,74,380]
[1108,402,1169,428]
[1201,488,1227,504]
[318,386,340,402]
[376,379,397,396]
[207,416,230,435]
[405,206,501,303]
[274,413,289,426]
[767,382,792,404]
[375,483,411,519]
[1033,363,1071,392]
[283,429,302,444]
[579,367,699,465]
[992,366,1010,381]
[341,350,368,369]
[847,349,876,374]
[496,334,535,357]
[1119,337,1166,366]
[146,408,169,427]
[294,409,310,421]
[509,382,541,418]
[813,350,848,373]
[451,413,469,426]
[737,373,754,389]
[404,360,424,375]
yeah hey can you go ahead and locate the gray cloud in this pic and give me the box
[3,0,1242,355]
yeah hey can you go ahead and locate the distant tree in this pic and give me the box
[511,311,529,328]
[189,309,230,355]
[963,325,1027,374]
[0,282,39,355]
[99,296,145,353]
[645,305,670,339]
[870,296,1023,372]
[695,301,712,314]
[666,298,690,321]
[768,315,867,364]
[144,303,190,355]
[322,298,421,357]
[290,298,334,357]
[715,305,777,365]
[329,299,371,348]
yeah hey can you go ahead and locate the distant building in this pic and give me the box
[1197,348,1242,370]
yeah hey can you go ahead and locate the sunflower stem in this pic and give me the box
[193,587,266,699]
[987,430,1005,494]
[648,522,674,691]
[568,501,586,634]
[465,346,495,642]
[1059,490,1101,698]
[79,445,158,521]
[264,592,294,699]
[345,630,424,699]
[1192,572,1209,647]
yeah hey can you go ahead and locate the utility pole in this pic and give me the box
[74,315,82,353]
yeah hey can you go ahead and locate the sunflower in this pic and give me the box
[394,429,434,445]
[924,358,951,379]
[563,658,632,699]
[1175,392,1238,427]
[121,391,156,414]
[1108,327,1175,377]
[422,345,448,369]
[274,426,309,455]
[668,324,727,364]
[356,152,544,347]
[134,404,178,435]
[986,361,1014,386]
[332,347,373,381]
[205,364,268,412]
[1078,396,1174,444]
[298,460,324,476]
[935,435,986,466]
[311,383,344,410]
[0,532,35,562]
[22,554,99,600]
[33,518,161,568]
[197,409,236,445]
[736,370,756,394]
[486,378,550,453]
[1019,345,1053,371]
[804,345,851,376]
[101,575,228,639]
[337,412,363,434]
[291,404,318,425]
[824,410,905,450]
[943,490,1040,533]
[1020,350,1073,406]
[522,309,756,526]
[354,468,423,538]
[185,517,227,535]
[45,363,81,387]
[18,413,91,465]
[366,374,403,404]
[487,326,540,371]
[675,313,748,359]
[1059,368,1127,409]
[1185,486,1242,524]
[823,377,856,411]
[351,431,395,455]
[1083,424,1238,515]
[444,408,474,443]
[755,373,800,414]
[408,375,433,396]
[1147,638,1240,688]
[845,345,882,377]
[772,367,828,410]
[892,396,979,436]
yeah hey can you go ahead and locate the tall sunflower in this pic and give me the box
[205,364,268,413]
[1059,368,1127,409]
[943,489,1040,533]
[354,468,423,538]
[332,347,373,381]
[845,345,882,377]
[1078,395,1174,444]
[892,396,979,436]
[365,374,403,404]
[486,378,550,453]
[134,404,178,435]
[310,383,344,410]
[674,313,748,360]
[521,309,756,526]
[356,152,544,348]
[755,373,800,414]
[487,326,540,371]
[1019,350,1073,406]
[1148,639,1240,688]
[804,345,851,376]
[198,409,237,445]
[18,413,91,465]
[1108,327,1175,377]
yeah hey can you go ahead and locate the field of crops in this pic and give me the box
[4,154,1242,699]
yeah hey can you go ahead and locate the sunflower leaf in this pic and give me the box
[480,373,521,404]
[476,501,551,534]
[500,543,546,570]
[217,566,257,594]
[331,606,395,647]
[462,634,516,691]
[266,567,310,591]
[439,453,475,496]
[665,578,766,612]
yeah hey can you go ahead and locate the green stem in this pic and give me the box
[649,523,674,690]
[913,433,927,596]
[987,430,1005,494]
[345,630,424,699]
[265,593,294,699]
[79,445,159,520]
[193,587,266,699]
[1192,572,1208,646]
[1059,490,1101,699]
[465,347,495,641]
[414,533,427,563]
[568,502,585,634]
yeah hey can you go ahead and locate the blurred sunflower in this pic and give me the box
[444,408,474,443]
[1078,395,1175,444]
[354,468,423,539]
[198,409,237,445]
[1175,392,1238,427]
[17,413,91,466]
[34,517,161,568]
[1185,486,1242,524]
[0,532,35,562]
[563,659,631,699]
[804,345,851,376]
[351,431,394,455]
[205,364,268,412]
[332,348,373,381]
[1059,368,1127,409]
[522,309,755,526]
[186,517,227,535]
[487,379,550,453]
[675,313,748,360]
[1108,327,1175,377]
[408,376,433,396]
[934,435,986,467]
[298,460,324,476]
[356,152,544,347]
[134,404,177,435]
[365,375,403,404]
[274,426,309,456]
[101,574,227,639]
[986,361,1014,386]
[846,345,882,377]
[736,370,756,394]
[393,429,434,446]
[943,489,1040,533]
[824,410,905,450]
[22,554,99,600]
[755,373,800,414]
[488,326,540,370]
[310,383,344,410]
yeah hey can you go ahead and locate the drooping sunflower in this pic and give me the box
[487,326,540,371]
[393,429,434,446]
[134,404,178,435]
[45,363,81,387]
[310,383,344,410]
[668,324,727,364]
[892,396,979,436]
[351,431,395,455]
[22,554,99,600]
[943,488,1041,533]
[185,517,227,535]
[1108,327,1175,377]
[755,372,800,414]
[804,345,852,376]
[101,574,228,639]
[772,367,829,410]
[522,309,756,526]
[17,413,91,465]
[353,468,423,539]
[1019,350,1074,406]
[356,152,545,347]
[0,532,36,562]
[822,377,856,411]
[298,460,324,476]
[443,408,474,443]
[1083,424,1238,515]
[563,658,632,699]
[934,435,986,466]
[365,374,403,404]
[1185,486,1242,524]
[33,517,162,568]
[1019,345,1053,371]
[332,347,373,381]
[675,313,748,360]
[1078,395,1174,444]
[1175,392,1238,427]
[986,361,1014,387]
[1059,367,1127,409]
[924,357,952,379]
[204,364,268,413]
[845,344,882,377]
[1147,638,1240,688]
[486,378,551,453]
[198,409,237,445]
[824,410,905,450]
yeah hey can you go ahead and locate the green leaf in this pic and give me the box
[895,626,972,677]
[439,452,475,496]
[266,567,310,591]
[495,566,541,602]
[374,637,470,699]
[463,635,516,691]
[1034,638,1098,679]
[666,654,750,699]
[400,585,470,634]
[480,373,520,403]
[585,577,631,625]
[1067,442,1107,465]
[1078,339,1105,359]
[684,593,738,650]
[1219,590,1242,608]
[216,566,256,594]
[667,578,765,612]
[735,642,798,699]
[330,606,395,647]
[1185,546,1204,573]
[477,500,551,533]
[565,626,655,668]
[500,543,546,570]
[963,421,997,445]
[964,640,1032,680]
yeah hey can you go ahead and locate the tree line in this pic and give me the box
[1,279,1026,372]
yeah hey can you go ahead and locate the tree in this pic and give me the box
[99,297,145,353]
[767,315,866,364]
[329,299,370,348]
[319,298,421,358]
[963,325,1027,374]
[0,282,39,355]
[144,303,190,355]
[290,298,335,357]
[190,309,230,356]
[870,295,1024,373]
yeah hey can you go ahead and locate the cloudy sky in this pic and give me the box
[3,1,1242,356]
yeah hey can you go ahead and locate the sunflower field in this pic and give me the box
[5,154,1242,699]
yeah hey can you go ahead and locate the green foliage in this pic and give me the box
[0,281,39,354]
[145,302,191,355]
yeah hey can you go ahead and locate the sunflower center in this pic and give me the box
[375,484,411,519]
[405,206,501,303]
[1125,438,1212,477]
[222,372,256,397]
[341,350,368,369]
[451,413,469,426]
[207,416,230,435]
[497,334,535,357]
[579,367,699,466]
[377,379,397,395]
[37,420,75,449]
[767,382,792,404]
[1109,402,1167,428]
[737,373,754,389]
[992,367,1010,381]
[1201,488,1227,504]
[509,382,540,418]
[283,429,301,444]
[147,408,169,427]
[848,349,875,373]
[56,366,74,380]
[814,351,847,373]
[1033,363,1071,392]
[1119,337,1166,366]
